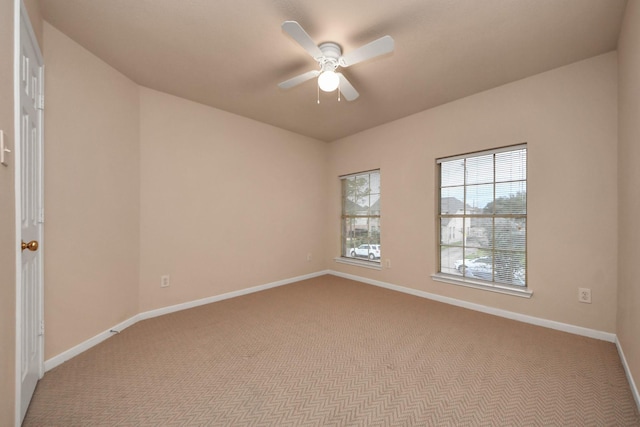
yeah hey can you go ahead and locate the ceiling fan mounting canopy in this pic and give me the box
[278,21,395,101]
[318,42,341,61]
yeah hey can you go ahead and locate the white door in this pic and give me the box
[16,1,44,423]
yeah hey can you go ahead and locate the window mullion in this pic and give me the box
[492,153,496,281]
[462,158,467,276]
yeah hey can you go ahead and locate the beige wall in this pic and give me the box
[0,1,16,424]
[43,22,140,359]
[139,88,327,311]
[23,0,42,47]
[617,0,640,397]
[328,52,619,333]
[41,20,327,360]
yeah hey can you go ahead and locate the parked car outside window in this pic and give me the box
[454,256,492,272]
[350,244,381,260]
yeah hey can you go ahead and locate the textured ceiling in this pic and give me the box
[39,0,627,142]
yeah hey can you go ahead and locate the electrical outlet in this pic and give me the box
[307,253,312,262]
[160,275,170,288]
[578,287,591,303]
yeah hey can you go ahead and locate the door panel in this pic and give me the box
[18,1,44,422]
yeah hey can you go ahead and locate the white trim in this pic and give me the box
[137,271,330,321]
[44,270,330,372]
[328,270,615,343]
[44,316,139,372]
[339,168,380,179]
[334,257,382,270]
[616,336,640,411]
[13,2,20,424]
[432,273,532,298]
[436,143,527,163]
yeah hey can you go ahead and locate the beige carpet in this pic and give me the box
[24,275,640,426]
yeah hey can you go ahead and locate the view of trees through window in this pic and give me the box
[438,146,527,287]
[341,170,381,262]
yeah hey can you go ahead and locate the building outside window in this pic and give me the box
[438,145,527,287]
[341,170,381,262]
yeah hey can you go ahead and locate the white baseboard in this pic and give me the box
[44,315,140,372]
[44,270,330,372]
[137,270,331,321]
[328,270,617,343]
[616,336,640,411]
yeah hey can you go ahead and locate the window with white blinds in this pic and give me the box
[438,145,527,287]
[341,170,381,263]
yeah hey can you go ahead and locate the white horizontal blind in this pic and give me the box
[438,146,527,287]
[437,143,527,164]
[339,169,380,180]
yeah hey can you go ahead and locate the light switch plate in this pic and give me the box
[0,130,10,166]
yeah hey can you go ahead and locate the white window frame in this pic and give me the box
[335,169,382,270]
[432,145,531,298]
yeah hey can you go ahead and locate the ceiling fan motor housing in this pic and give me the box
[318,42,342,71]
[318,42,341,59]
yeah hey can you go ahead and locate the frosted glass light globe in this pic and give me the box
[318,70,340,92]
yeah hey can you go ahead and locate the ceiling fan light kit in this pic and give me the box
[278,21,395,102]
[318,70,339,92]
[317,42,341,92]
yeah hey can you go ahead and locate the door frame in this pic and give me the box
[14,0,44,424]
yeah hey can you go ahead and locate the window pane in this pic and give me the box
[441,187,465,214]
[440,245,463,276]
[364,194,381,216]
[343,175,355,195]
[466,260,493,282]
[466,154,493,185]
[494,183,526,214]
[441,217,464,246]
[344,175,371,207]
[343,217,359,257]
[496,149,527,182]
[466,217,492,249]
[369,217,381,245]
[441,159,465,187]
[495,218,526,251]
[344,198,361,215]
[369,172,381,194]
[466,184,493,213]
[494,250,526,286]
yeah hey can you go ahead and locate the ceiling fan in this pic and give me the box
[278,21,395,101]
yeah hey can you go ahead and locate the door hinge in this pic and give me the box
[37,94,44,110]
[39,208,44,223]
[39,320,44,336]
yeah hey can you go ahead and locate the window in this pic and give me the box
[438,145,527,288]
[341,170,381,263]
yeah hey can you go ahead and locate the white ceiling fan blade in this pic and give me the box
[337,73,359,101]
[340,35,395,67]
[282,21,324,59]
[278,70,320,89]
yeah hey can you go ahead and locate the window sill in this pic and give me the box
[431,273,533,298]
[334,257,382,270]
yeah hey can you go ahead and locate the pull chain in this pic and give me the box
[317,84,320,104]
[338,86,341,102]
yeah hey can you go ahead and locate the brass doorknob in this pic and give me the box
[21,240,38,252]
